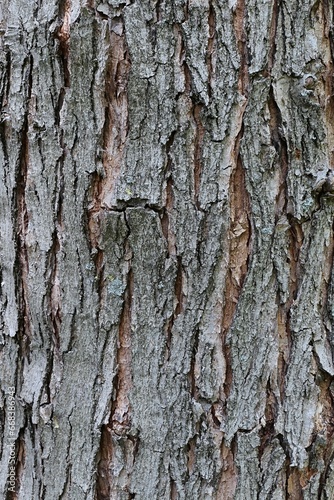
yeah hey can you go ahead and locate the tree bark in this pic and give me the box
[1,0,334,498]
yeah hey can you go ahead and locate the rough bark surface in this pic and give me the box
[1,0,334,499]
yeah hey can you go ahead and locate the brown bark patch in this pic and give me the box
[233,0,249,96]
[87,18,130,250]
[322,0,334,168]
[110,266,133,435]
[267,0,279,74]
[96,266,133,498]
[7,432,25,500]
[55,0,71,87]
[186,436,196,476]
[95,426,113,500]
[287,467,303,499]
[222,153,251,399]
[216,440,237,500]
[100,23,130,209]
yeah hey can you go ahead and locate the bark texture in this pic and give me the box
[1,0,334,498]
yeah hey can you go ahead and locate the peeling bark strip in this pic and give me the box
[1,1,334,499]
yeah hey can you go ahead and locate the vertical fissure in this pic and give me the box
[219,2,251,490]
[100,16,130,209]
[233,0,249,96]
[161,176,176,257]
[268,86,288,219]
[15,55,34,359]
[96,236,133,499]
[55,0,71,88]
[162,130,177,256]
[110,263,133,436]
[6,428,26,500]
[322,0,334,168]
[258,379,279,459]
[189,326,200,400]
[193,103,204,210]
[48,230,62,350]
[222,134,251,403]
[164,255,185,362]
[207,0,216,98]
[216,440,237,500]
[267,83,296,412]
[267,0,280,74]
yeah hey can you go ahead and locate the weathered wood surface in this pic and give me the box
[1,0,334,498]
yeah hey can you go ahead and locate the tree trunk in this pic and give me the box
[1,0,334,498]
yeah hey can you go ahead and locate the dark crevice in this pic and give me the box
[96,255,133,498]
[275,216,303,399]
[174,256,184,317]
[183,0,189,22]
[76,247,85,313]
[322,0,334,169]
[55,0,71,88]
[268,86,296,403]
[220,0,251,413]
[258,379,278,459]
[0,52,11,198]
[268,86,288,220]
[161,176,175,256]
[222,127,251,403]
[189,327,200,399]
[48,229,61,350]
[6,427,25,500]
[110,264,133,435]
[267,0,280,74]
[94,246,105,320]
[155,0,163,22]
[48,65,66,353]
[164,256,184,362]
[185,436,196,479]
[193,104,204,210]
[286,216,303,302]
[211,404,222,427]
[170,474,178,500]
[14,54,34,359]
[207,0,216,99]
[233,0,249,96]
[95,426,112,500]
